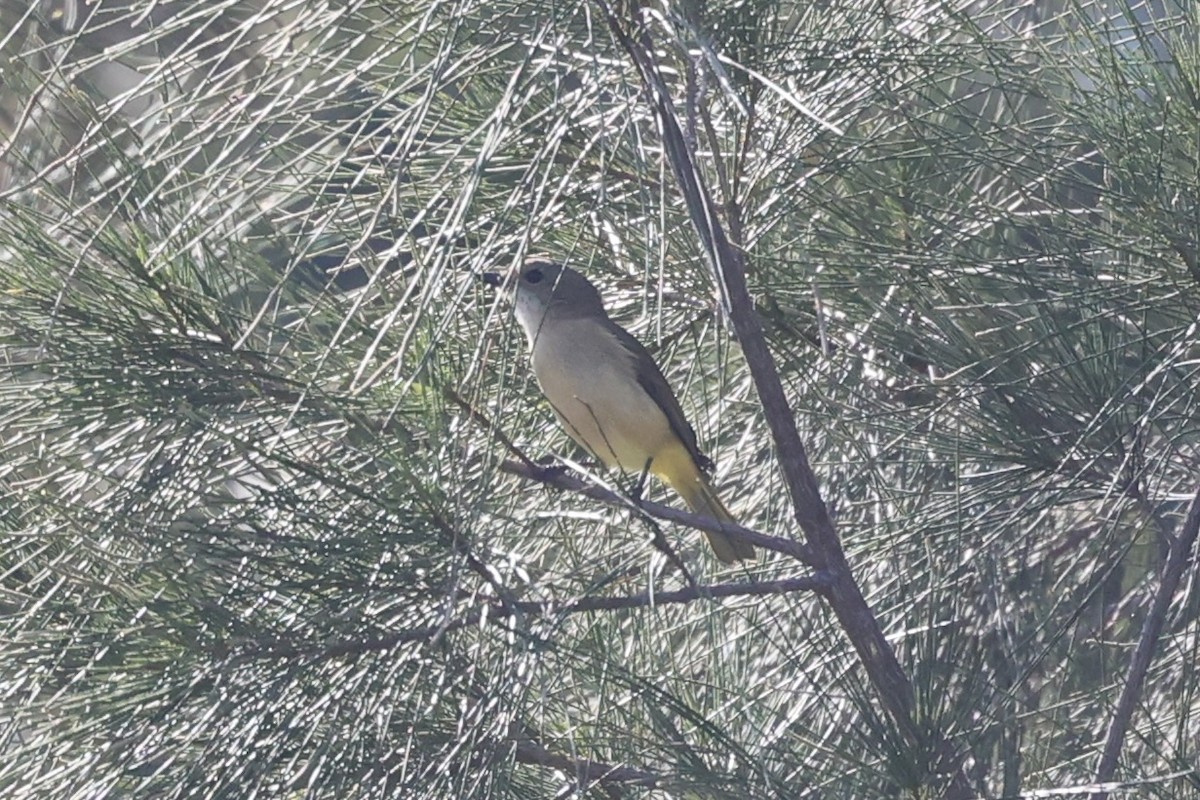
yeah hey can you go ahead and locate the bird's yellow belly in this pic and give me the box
[530,323,673,473]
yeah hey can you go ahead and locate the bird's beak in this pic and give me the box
[477,272,506,291]
[481,270,520,292]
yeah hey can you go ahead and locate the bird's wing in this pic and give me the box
[608,322,715,473]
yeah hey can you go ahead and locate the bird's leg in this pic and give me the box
[628,456,654,502]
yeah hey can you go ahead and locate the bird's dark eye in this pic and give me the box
[525,269,544,284]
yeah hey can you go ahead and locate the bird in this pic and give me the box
[483,257,754,563]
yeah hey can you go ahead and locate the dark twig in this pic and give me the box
[499,710,661,795]
[513,736,661,791]
[428,509,526,630]
[445,386,541,471]
[499,458,817,565]
[1091,484,1200,800]
[239,575,828,662]
[645,518,700,588]
[597,5,972,796]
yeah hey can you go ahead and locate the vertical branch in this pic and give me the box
[598,5,971,796]
[1091,484,1200,800]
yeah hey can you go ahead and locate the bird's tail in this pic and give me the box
[656,445,755,563]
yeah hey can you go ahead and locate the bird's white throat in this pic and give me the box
[513,289,550,349]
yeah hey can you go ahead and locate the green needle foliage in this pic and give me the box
[1,0,1198,797]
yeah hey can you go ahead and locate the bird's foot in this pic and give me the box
[531,455,568,482]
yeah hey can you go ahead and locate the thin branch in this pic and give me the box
[645,518,701,589]
[445,386,541,471]
[499,458,817,565]
[237,575,829,662]
[1091,484,1200,800]
[513,736,661,791]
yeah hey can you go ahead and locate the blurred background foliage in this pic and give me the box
[1,0,1197,797]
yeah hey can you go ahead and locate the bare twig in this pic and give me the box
[445,386,541,471]
[645,518,700,589]
[597,5,972,795]
[239,575,828,662]
[513,736,661,791]
[1091,484,1200,800]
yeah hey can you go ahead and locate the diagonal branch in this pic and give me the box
[513,735,662,792]
[598,5,972,796]
[237,575,829,662]
[1091,484,1200,800]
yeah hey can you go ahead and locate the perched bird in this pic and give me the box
[483,257,754,563]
